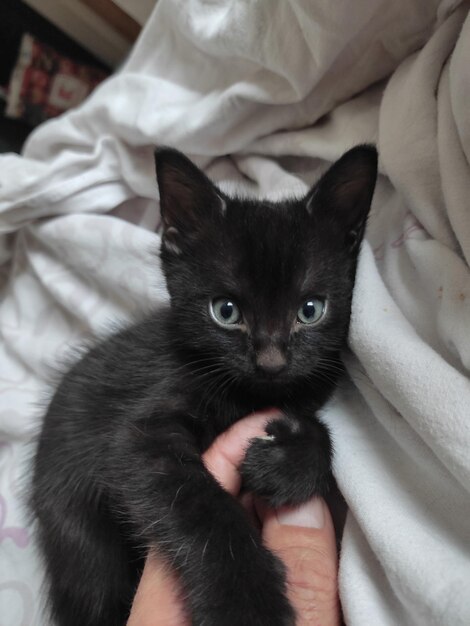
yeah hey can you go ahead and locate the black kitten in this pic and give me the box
[31,145,377,626]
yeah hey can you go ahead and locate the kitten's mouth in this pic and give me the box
[250,370,292,391]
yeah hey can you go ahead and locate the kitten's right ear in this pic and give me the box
[155,147,223,254]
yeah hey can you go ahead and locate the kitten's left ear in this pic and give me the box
[155,147,223,254]
[309,145,378,251]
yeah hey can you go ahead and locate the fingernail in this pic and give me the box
[276,498,325,529]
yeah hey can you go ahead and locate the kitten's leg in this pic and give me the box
[241,413,333,507]
[112,416,295,626]
[32,482,138,626]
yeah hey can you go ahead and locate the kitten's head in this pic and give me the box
[155,146,377,398]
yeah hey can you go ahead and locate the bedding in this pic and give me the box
[1,0,470,624]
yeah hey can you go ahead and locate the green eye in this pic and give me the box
[297,298,326,325]
[210,298,242,326]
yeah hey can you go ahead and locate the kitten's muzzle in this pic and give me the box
[255,344,287,376]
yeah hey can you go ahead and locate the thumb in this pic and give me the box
[260,498,340,626]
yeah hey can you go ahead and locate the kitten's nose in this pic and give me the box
[255,345,287,375]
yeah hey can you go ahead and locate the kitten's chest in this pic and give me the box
[184,382,295,451]
[188,394,258,450]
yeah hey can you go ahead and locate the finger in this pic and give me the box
[127,553,189,626]
[203,408,280,494]
[260,498,340,626]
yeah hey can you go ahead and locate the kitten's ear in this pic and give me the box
[309,145,377,251]
[155,147,223,253]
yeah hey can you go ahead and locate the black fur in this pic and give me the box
[31,145,377,625]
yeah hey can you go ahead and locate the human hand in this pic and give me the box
[127,411,340,626]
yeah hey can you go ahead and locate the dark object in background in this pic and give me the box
[0,0,109,152]
[31,145,378,626]
[6,33,108,127]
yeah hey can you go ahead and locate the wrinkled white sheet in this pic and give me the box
[1,0,469,624]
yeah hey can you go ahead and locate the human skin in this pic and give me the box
[127,411,340,626]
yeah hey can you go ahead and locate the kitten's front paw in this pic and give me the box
[241,415,332,507]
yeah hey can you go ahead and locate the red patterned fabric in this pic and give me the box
[5,33,108,127]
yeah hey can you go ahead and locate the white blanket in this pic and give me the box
[1,1,469,624]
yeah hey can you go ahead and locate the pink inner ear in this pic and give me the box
[306,147,377,229]
[156,148,228,236]
[159,169,221,234]
[333,178,365,203]
[329,160,376,214]
[163,168,197,212]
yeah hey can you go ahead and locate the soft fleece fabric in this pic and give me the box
[1,1,469,624]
